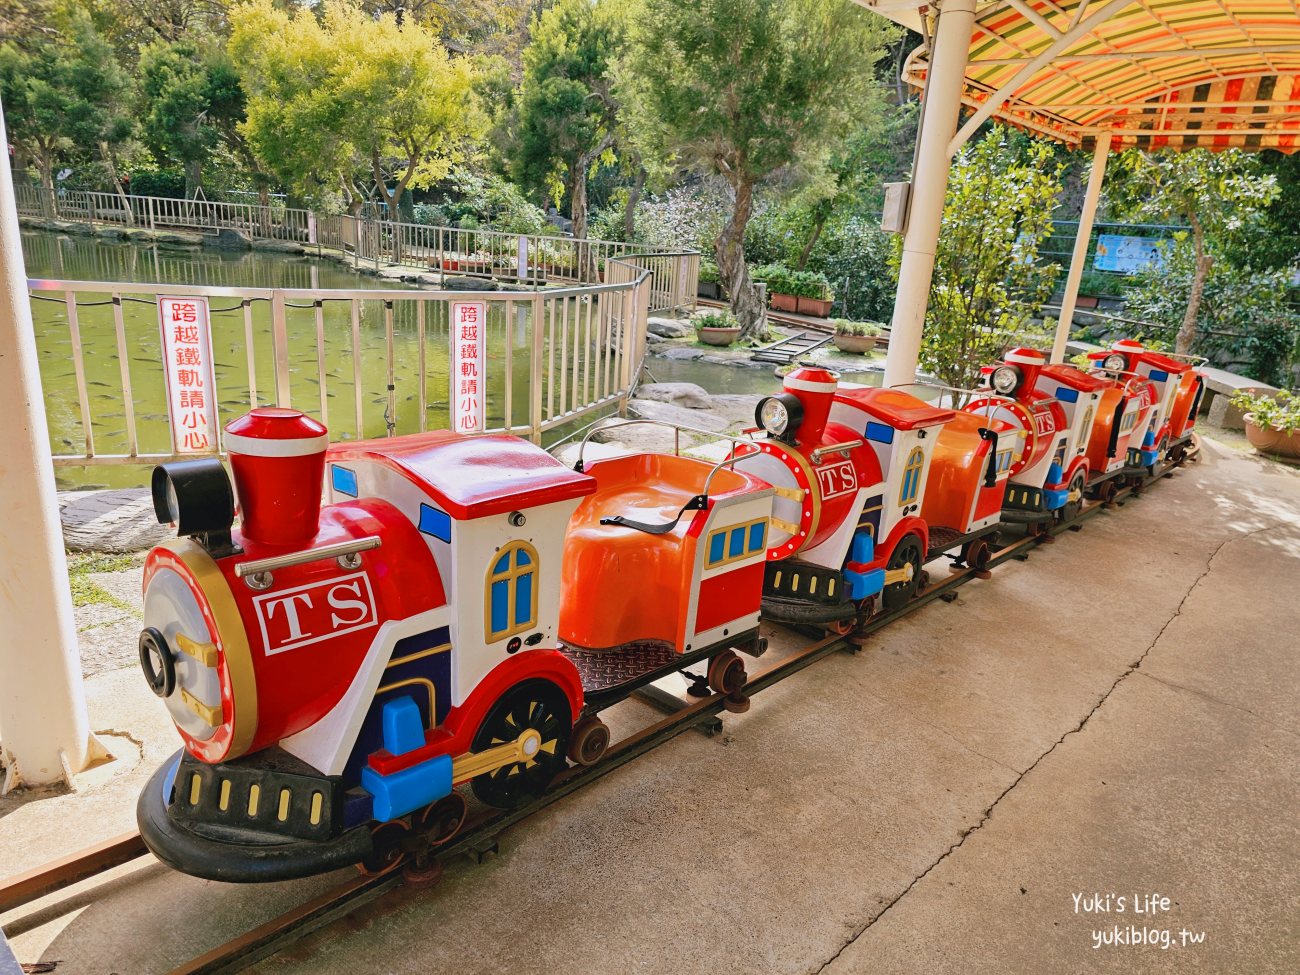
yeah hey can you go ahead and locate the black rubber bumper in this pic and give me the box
[137,750,373,883]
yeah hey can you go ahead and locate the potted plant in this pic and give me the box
[752,264,798,312]
[831,319,883,354]
[697,258,722,300]
[1230,388,1300,460]
[792,270,834,317]
[694,310,742,347]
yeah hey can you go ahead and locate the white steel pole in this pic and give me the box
[0,97,101,791]
[884,0,978,389]
[1051,130,1112,364]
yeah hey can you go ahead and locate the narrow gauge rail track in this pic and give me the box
[0,445,1198,974]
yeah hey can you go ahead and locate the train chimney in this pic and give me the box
[223,408,329,548]
[782,365,839,447]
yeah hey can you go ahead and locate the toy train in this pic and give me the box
[135,338,1202,882]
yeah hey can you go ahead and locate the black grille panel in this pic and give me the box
[168,748,345,842]
[764,560,844,605]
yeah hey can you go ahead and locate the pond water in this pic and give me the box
[22,232,602,489]
[645,349,886,396]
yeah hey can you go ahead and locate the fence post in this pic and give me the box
[147,196,155,230]
[530,294,545,444]
[517,234,529,284]
[271,289,292,407]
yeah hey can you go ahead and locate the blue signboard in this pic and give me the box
[1094,234,1167,274]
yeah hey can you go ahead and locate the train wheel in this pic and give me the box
[882,534,924,611]
[470,680,572,810]
[1170,442,1188,466]
[961,537,993,578]
[359,820,410,877]
[1055,471,1086,525]
[1097,479,1118,506]
[707,650,747,695]
[568,716,611,767]
[415,792,467,846]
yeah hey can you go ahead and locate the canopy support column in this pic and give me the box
[884,0,977,389]
[1051,130,1112,364]
[0,96,103,792]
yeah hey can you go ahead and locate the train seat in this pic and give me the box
[558,453,759,652]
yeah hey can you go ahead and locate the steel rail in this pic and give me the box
[0,445,1198,973]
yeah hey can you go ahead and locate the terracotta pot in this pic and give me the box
[832,333,878,355]
[441,259,459,271]
[796,296,833,318]
[1076,294,1100,309]
[697,326,741,347]
[1244,415,1300,459]
[769,292,798,312]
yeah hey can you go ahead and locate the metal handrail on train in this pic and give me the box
[888,381,1017,417]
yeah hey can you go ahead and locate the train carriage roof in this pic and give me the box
[327,432,596,520]
[1039,364,1112,392]
[833,386,955,431]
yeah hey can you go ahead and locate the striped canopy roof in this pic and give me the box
[856,0,1300,152]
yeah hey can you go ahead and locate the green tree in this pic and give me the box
[1108,148,1279,355]
[58,11,138,218]
[912,128,1063,396]
[0,38,73,213]
[230,0,484,217]
[621,0,895,339]
[512,0,626,272]
[138,39,244,197]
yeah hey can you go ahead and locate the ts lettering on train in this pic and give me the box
[253,572,378,655]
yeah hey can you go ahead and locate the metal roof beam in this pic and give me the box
[971,44,1300,65]
[948,0,1141,154]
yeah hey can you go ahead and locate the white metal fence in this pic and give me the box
[15,185,699,309]
[28,256,663,465]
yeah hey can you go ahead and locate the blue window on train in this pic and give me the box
[706,519,769,568]
[899,447,924,505]
[418,503,451,542]
[331,465,358,497]
[486,542,538,641]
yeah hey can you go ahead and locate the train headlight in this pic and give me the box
[991,365,1021,395]
[1103,353,1126,372]
[755,394,804,442]
[151,459,235,544]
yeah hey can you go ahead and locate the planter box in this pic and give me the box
[698,326,741,347]
[796,296,833,318]
[440,259,460,271]
[832,333,878,355]
[1244,415,1300,460]
[1076,294,1100,309]
[769,291,798,313]
[697,281,722,300]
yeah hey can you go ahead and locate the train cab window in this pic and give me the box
[995,449,1013,473]
[706,518,768,568]
[899,447,924,505]
[486,541,538,641]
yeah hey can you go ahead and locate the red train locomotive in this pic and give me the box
[135,343,1201,883]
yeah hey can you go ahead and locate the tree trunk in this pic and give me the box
[184,158,202,200]
[622,166,646,241]
[1177,217,1210,356]
[717,178,766,341]
[36,153,55,218]
[796,213,826,271]
[99,141,134,226]
[570,161,596,281]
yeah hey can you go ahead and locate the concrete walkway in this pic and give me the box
[3,435,1297,974]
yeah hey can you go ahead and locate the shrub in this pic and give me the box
[1229,388,1300,434]
[694,311,738,331]
[698,258,720,284]
[750,263,794,297]
[833,319,883,337]
[789,269,832,300]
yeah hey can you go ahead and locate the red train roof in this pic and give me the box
[1039,364,1111,391]
[327,432,596,520]
[833,386,955,430]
